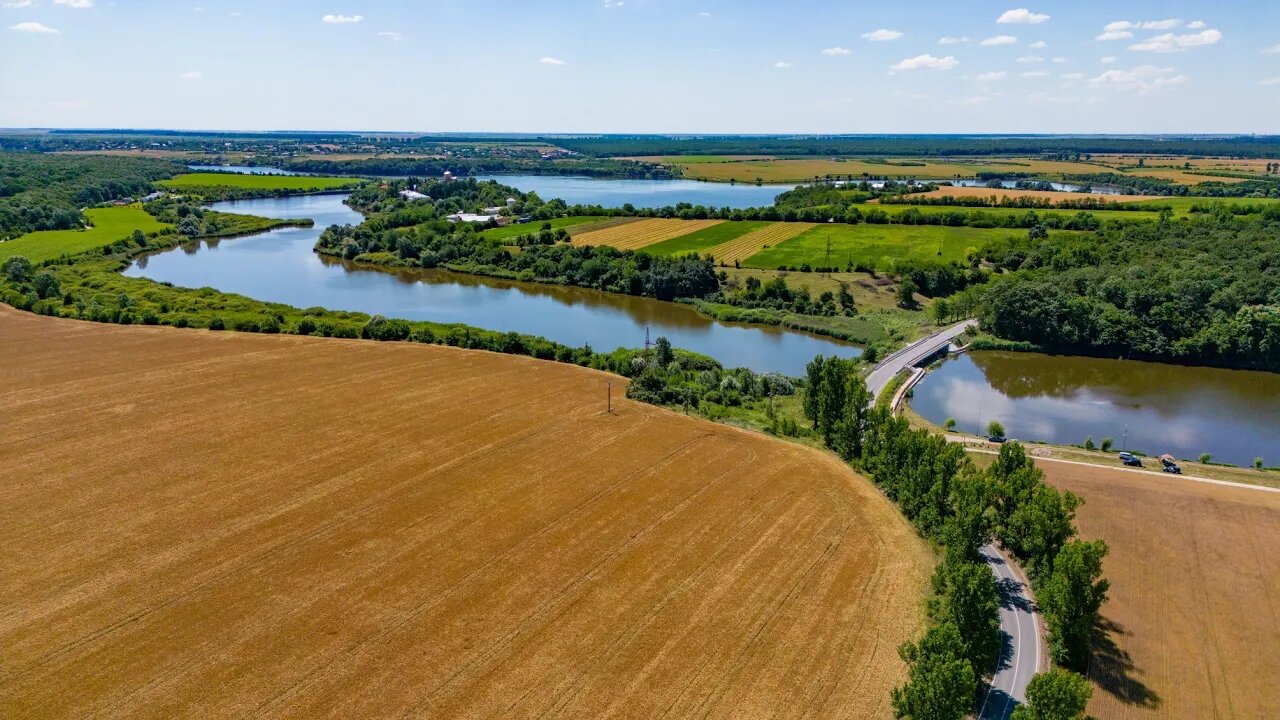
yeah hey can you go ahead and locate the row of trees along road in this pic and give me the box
[804,356,1107,720]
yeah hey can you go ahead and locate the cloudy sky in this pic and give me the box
[2,0,1278,133]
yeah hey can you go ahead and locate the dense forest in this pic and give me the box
[0,152,180,239]
[551,134,1280,159]
[976,211,1280,370]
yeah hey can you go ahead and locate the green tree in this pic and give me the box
[4,255,33,283]
[654,336,674,367]
[1100,437,1113,452]
[803,355,827,428]
[941,469,998,562]
[944,417,956,431]
[1038,539,1109,669]
[1011,668,1093,720]
[832,372,872,461]
[32,272,61,300]
[1083,436,1095,451]
[1256,457,1265,470]
[897,277,920,309]
[892,622,977,720]
[1199,452,1212,464]
[1003,484,1080,578]
[930,558,1001,674]
[131,229,147,246]
[987,420,1005,438]
[931,298,951,325]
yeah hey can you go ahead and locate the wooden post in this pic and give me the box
[607,381,612,414]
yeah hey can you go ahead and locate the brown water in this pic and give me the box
[910,351,1280,467]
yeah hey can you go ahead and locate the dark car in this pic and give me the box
[1162,463,1182,474]
[987,435,1007,444]
[1118,452,1143,467]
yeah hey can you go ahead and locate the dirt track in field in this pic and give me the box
[1040,461,1280,719]
[0,307,932,719]
[571,218,723,250]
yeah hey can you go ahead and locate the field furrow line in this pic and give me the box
[705,223,816,264]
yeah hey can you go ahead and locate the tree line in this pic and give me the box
[804,357,1106,720]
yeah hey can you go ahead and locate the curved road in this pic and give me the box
[866,320,1042,718]
[977,543,1042,720]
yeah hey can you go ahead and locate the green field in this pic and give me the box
[1121,196,1280,215]
[0,205,171,263]
[643,220,769,256]
[746,223,1024,269]
[158,172,360,191]
[478,216,604,242]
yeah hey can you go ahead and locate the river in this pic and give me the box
[909,351,1280,468]
[123,193,860,375]
[476,174,797,208]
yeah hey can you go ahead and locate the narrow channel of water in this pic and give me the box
[909,351,1280,467]
[123,193,861,375]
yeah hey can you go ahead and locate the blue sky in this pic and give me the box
[2,1,1278,133]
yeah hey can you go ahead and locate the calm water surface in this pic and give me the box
[124,194,860,375]
[187,165,315,176]
[476,174,797,208]
[947,179,1127,195]
[910,351,1280,467]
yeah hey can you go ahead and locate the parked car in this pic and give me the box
[1160,454,1182,474]
[1118,452,1143,467]
[987,435,1007,444]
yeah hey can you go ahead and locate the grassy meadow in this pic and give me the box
[158,172,361,192]
[745,223,1019,269]
[478,216,605,242]
[0,205,171,263]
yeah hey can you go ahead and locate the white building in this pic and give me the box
[447,212,506,225]
[399,189,428,201]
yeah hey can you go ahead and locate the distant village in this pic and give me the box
[398,171,522,226]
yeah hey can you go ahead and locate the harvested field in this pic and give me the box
[571,218,723,250]
[1039,461,1280,720]
[910,186,1153,204]
[706,222,816,264]
[0,307,932,719]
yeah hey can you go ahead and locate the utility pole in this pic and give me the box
[1122,425,1128,452]
[607,381,612,414]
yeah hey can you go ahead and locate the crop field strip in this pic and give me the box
[704,222,817,264]
[0,307,932,719]
[571,218,723,250]
[642,220,769,257]
[157,172,359,191]
[1041,461,1280,720]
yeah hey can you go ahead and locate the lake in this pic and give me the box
[187,165,315,176]
[124,194,860,375]
[476,174,797,208]
[909,351,1280,467]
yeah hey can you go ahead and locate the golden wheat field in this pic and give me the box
[1041,461,1280,720]
[571,218,723,250]
[0,306,933,720]
[706,222,817,264]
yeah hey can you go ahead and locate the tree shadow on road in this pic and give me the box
[978,686,1019,720]
[994,628,1014,672]
[1090,616,1161,709]
[995,576,1033,613]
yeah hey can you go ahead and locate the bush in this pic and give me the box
[987,420,1005,438]
[1100,437,1113,452]
[208,316,226,331]
[1199,452,1212,464]
[1083,436,1095,451]
[295,317,317,335]
[361,315,411,341]
[1257,457,1265,470]
[944,417,956,430]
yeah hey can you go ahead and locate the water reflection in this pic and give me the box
[910,351,1280,467]
[124,193,860,375]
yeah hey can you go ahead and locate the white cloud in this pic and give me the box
[1016,55,1044,63]
[539,56,566,66]
[1260,77,1280,86]
[821,47,851,56]
[321,14,362,24]
[1141,18,1182,30]
[1096,30,1133,41]
[1061,72,1085,81]
[1186,20,1206,30]
[179,70,202,80]
[1029,40,1047,49]
[378,31,403,41]
[976,71,1007,81]
[997,8,1050,24]
[1089,64,1189,93]
[53,0,93,7]
[862,28,903,41]
[603,0,624,6]
[1130,29,1222,53]
[1262,44,1280,55]
[939,36,969,45]
[959,96,991,106]
[1101,56,1117,64]
[699,11,710,16]
[980,35,1018,46]
[1020,70,1050,78]
[890,54,958,72]
[774,60,793,68]
[9,21,59,33]
[3,0,35,7]
[1052,56,1068,64]
[1104,21,1135,31]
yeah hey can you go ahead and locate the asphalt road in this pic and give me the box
[978,543,1042,720]
[864,319,976,399]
